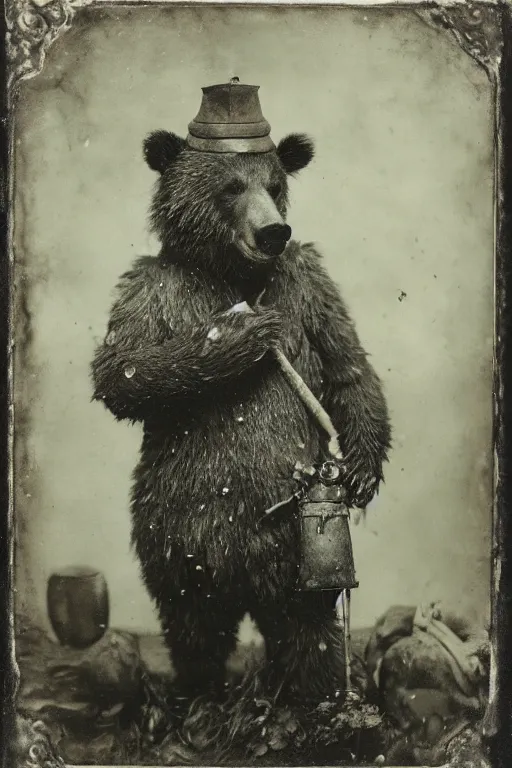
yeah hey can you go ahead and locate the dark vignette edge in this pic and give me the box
[1,0,15,765]
[0,2,511,767]
[490,3,512,768]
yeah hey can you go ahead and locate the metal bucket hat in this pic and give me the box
[186,77,275,153]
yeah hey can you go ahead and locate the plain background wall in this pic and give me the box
[13,5,494,637]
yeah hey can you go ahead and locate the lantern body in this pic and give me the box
[297,483,358,592]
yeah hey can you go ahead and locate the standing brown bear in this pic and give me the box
[91,81,391,704]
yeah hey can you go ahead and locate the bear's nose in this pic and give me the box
[255,224,292,257]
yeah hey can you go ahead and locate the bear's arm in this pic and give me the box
[300,245,391,504]
[91,260,279,422]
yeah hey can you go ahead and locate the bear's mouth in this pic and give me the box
[234,237,282,264]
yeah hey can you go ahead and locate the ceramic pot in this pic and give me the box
[47,566,109,648]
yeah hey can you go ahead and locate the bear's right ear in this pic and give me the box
[143,131,186,173]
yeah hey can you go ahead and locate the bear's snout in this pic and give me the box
[255,223,292,257]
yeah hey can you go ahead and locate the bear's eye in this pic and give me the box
[222,179,246,197]
[268,182,282,200]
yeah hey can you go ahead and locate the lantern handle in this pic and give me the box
[224,300,343,459]
[272,348,343,460]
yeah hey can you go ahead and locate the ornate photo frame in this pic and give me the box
[1,1,511,767]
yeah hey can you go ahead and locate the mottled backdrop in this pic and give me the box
[13,5,494,638]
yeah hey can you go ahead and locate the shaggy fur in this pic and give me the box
[91,132,391,703]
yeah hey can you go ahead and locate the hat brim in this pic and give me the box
[188,119,271,139]
[186,135,275,153]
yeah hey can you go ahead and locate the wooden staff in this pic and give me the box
[225,301,353,691]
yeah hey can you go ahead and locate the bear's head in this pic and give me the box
[143,131,314,274]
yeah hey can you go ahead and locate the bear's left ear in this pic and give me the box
[276,134,314,175]
[143,131,186,173]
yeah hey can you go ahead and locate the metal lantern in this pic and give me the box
[296,464,358,593]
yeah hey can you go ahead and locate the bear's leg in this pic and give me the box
[250,590,346,702]
[159,599,246,700]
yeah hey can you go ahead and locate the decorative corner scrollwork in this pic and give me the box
[416,2,503,81]
[6,0,92,92]
[14,715,66,768]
